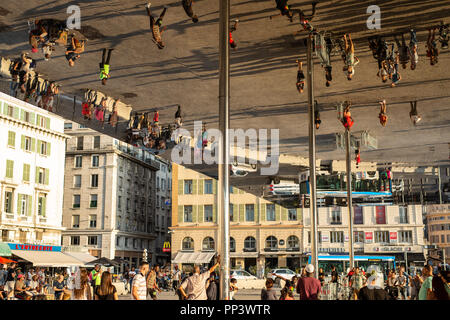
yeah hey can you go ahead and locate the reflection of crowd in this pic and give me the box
[125,106,183,153]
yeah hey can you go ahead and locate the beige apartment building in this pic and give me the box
[170,163,304,276]
[61,122,162,267]
[426,204,450,264]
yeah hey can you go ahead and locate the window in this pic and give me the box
[91,174,99,187]
[376,206,386,224]
[184,205,193,222]
[75,155,82,168]
[244,236,256,251]
[7,131,15,147]
[353,206,363,224]
[266,204,275,221]
[88,236,98,246]
[74,175,82,188]
[77,136,84,150]
[24,111,30,123]
[5,160,13,178]
[24,136,32,151]
[230,237,236,252]
[307,231,322,243]
[229,204,234,222]
[182,237,194,251]
[204,205,213,222]
[22,164,30,182]
[161,179,165,191]
[71,236,80,245]
[118,196,122,209]
[287,235,299,249]
[19,194,28,216]
[4,190,13,213]
[72,215,80,228]
[125,238,129,247]
[37,194,46,217]
[39,141,47,155]
[64,123,72,130]
[184,180,193,194]
[245,204,254,221]
[92,155,99,167]
[204,180,213,194]
[7,105,13,117]
[73,195,81,208]
[93,136,100,149]
[354,231,365,243]
[265,236,278,249]
[37,167,45,184]
[116,236,121,246]
[399,206,408,224]
[398,231,412,243]
[202,237,215,251]
[331,231,344,243]
[79,124,86,129]
[375,231,390,243]
[288,209,297,221]
[331,207,342,224]
[90,195,98,208]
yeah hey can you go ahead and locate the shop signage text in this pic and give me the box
[8,243,62,252]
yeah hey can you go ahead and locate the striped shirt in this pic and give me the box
[132,273,147,300]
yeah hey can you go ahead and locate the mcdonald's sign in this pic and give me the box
[163,241,171,253]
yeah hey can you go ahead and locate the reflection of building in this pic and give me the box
[61,122,160,268]
[154,157,172,266]
[425,204,450,264]
[0,93,67,246]
[170,164,303,275]
[302,204,426,268]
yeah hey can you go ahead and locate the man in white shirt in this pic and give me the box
[132,262,149,300]
[173,266,181,291]
[179,256,220,300]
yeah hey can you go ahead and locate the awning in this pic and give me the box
[11,250,84,267]
[230,252,259,258]
[64,251,98,266]
[172,251,215,264]
[0,243,12,257]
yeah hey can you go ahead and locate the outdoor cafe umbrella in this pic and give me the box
[0,256,16,264]
[112,257,127,264]
[87,257,119,267]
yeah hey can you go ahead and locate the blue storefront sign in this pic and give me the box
[7,243,62,252]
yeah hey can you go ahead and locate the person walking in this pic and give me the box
[409,271,422,300]
[315,33,333,87]
[206,273,218,300]
[173,265,181,291]
[296,264,321,300]
[270,0,294,22]
[5,263,16,300]
[379,100,388,126]
[72,268,92,300]
[343,33,360,80]
[261,278,277,300]
[146,3,168,50]
[350,267,366,300]
[390,53,401,87]
[409,100,421,125]
[94,271,118,300]
[229,19,239,50]
[431,273,449,300]
[418,265,433,300]
[394,33,411,69]
[181,0,199,23]
[99,48,113,85]
[178,256,220,300]
[314,104,321,129]
[409,28,419,70]
[90,264,102,296]
[132,261,149,300]
[229,278,238,300]
[295,59,306,93]
[395,269,407,300]
[65,36,84,67]
[426,28,439,66]
[341,101,354,130]
[146,265,162,300]
[438,23,449,49]
[355,147,361,168]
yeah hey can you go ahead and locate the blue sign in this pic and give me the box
[8,243,62,252]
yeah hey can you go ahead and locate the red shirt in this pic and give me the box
[296,277,321,300]
[343,115,354,129]
[82,102,90,115]
[356,153,361,165]
[229,32,234,44]
[153,112,159,123]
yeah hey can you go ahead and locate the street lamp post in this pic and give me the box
[345,130,355,270]
[218,0,231,300]
[307,34,319,277]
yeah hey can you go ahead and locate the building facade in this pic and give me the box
[425,204,450,264]
[303,203,426,268]
[61,122,161,268]
[154,157,172,265]
[0,92,67,246]
[170,164,303,276]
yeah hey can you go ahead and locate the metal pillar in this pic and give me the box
[345,130,355,270]
[218,0,231,301]
[307,35,319,278]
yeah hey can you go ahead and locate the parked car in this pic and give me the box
[268,268,299,281]
[230,269,257,280]
[230,162,257,177]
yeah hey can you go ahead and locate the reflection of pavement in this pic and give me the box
[118,289,300,300]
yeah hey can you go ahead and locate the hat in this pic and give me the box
[17,274,24,279]
[305,264,314,273]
